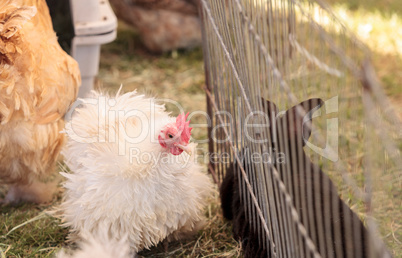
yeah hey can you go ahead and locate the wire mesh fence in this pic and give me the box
[198,0,401,257]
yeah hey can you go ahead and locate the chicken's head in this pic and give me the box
[158,112,193,155]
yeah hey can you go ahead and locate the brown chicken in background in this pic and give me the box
[109,0,202,53]
[0,0,81,204]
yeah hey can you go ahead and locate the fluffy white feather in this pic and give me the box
[56,231,131,258]
[59,90,212,252]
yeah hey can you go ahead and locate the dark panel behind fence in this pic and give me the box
[199,0,401,257]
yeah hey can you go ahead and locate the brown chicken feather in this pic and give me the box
[0,0,81,203]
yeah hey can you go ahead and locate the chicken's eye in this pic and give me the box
[168,134,174,139]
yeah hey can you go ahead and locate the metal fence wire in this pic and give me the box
[198,0,401,257]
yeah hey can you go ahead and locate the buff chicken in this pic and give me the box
[0,0,81,204]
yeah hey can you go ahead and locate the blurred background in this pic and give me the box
[45,0,401,122]
[0,0,400,256]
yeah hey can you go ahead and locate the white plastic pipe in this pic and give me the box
[70,0,118,97]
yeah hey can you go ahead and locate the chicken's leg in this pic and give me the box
[2,177,59,204]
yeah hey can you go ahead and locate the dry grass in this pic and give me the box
[0,0,401,257]
[138,190,242,258]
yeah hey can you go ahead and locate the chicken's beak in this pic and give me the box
[177,144,192,155]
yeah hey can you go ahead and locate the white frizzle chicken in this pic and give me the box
[59,89,212,253]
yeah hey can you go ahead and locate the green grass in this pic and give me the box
[0,202,67,257]
[1,0,401,257]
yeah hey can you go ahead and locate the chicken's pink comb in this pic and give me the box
[176,112,192,143]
